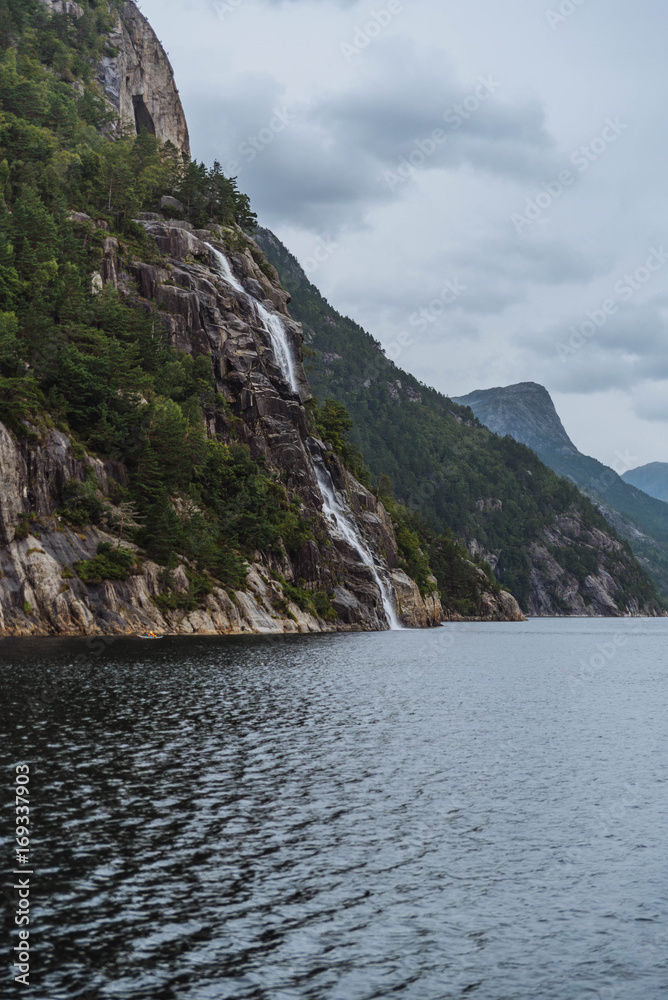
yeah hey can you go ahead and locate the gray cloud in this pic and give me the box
[185,38,559,229]
[141,0,668,464]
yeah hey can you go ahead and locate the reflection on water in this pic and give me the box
[2,620,668,999]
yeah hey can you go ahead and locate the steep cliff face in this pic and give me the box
[42,0,85,15]
[454,382,577,456]
[0,419,444,636]
[38,0,189,153]
[527,511,658,617]
[0,1,526,635]
[0,216,454,635]
[97,1,190,154]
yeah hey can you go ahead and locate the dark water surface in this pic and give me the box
[2,619,668,999]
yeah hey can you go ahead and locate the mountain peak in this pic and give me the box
[623,463,668,503]
[453,382,577,456]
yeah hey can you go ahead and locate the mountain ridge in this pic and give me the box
[452,382,577,455]
[454,382,668,600]
[623,463,668,504]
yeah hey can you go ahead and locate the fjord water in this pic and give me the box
[2,619,667,999]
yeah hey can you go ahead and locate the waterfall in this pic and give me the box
[255,301,299,394]
[207,243,399,628]
[207,243,245,294]
[207,243,299,393]
[312,455,403,631]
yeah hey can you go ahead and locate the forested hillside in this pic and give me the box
[0,0,302,596]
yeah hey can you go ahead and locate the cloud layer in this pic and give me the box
[141,0,668,466]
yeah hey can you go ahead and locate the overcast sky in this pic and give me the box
[140,0,668,469]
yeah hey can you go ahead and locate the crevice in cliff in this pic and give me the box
[132,94,155,136]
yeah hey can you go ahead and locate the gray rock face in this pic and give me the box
[454,382,577,456]
[0,221,447,636]
[96,2,190,155]
[0,518,351,637]
[528,511,651,617]
[39,0,85,16]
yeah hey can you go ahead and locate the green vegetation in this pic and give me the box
[74,541,136,583]
[376,479,499,614]
[59,478,107,526]
[1,1,659,620]
[13,514,30,541]
[257,229,661,613]
[272,573,338,622]
[542,450,668,600]
[151,569,215,614]
[314,400,500,616]
[0,0,255,432]
[0,0,307,604]
[454,383,668,601]
[312,397,370,486]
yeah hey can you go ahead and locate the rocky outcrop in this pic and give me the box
[39,0,189,152]
[527,510,662,617]
[39,0,85,17]
[436,560,525,623]
[0,215,451,635]
[454,382,578,457]
[0,418,443,635]
[0,518,341,637]
[0,4,525,634]
[392,569,445,627]
[96,2,190,155]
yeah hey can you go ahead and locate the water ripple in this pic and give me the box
[2,621,668,998]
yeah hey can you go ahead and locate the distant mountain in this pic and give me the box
[623,463,668,503]
[454,383,668,600]
[454,383,577,456]
[256,228,664,617]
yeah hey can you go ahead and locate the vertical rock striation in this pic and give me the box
[0,221,451,636]
[97,1,190,155]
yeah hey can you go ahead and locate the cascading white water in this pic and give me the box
[206,243,397,627]
[312,457,403,631]
[255,301,299,394]
[207,243,299,393]
[207,243,245,294]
